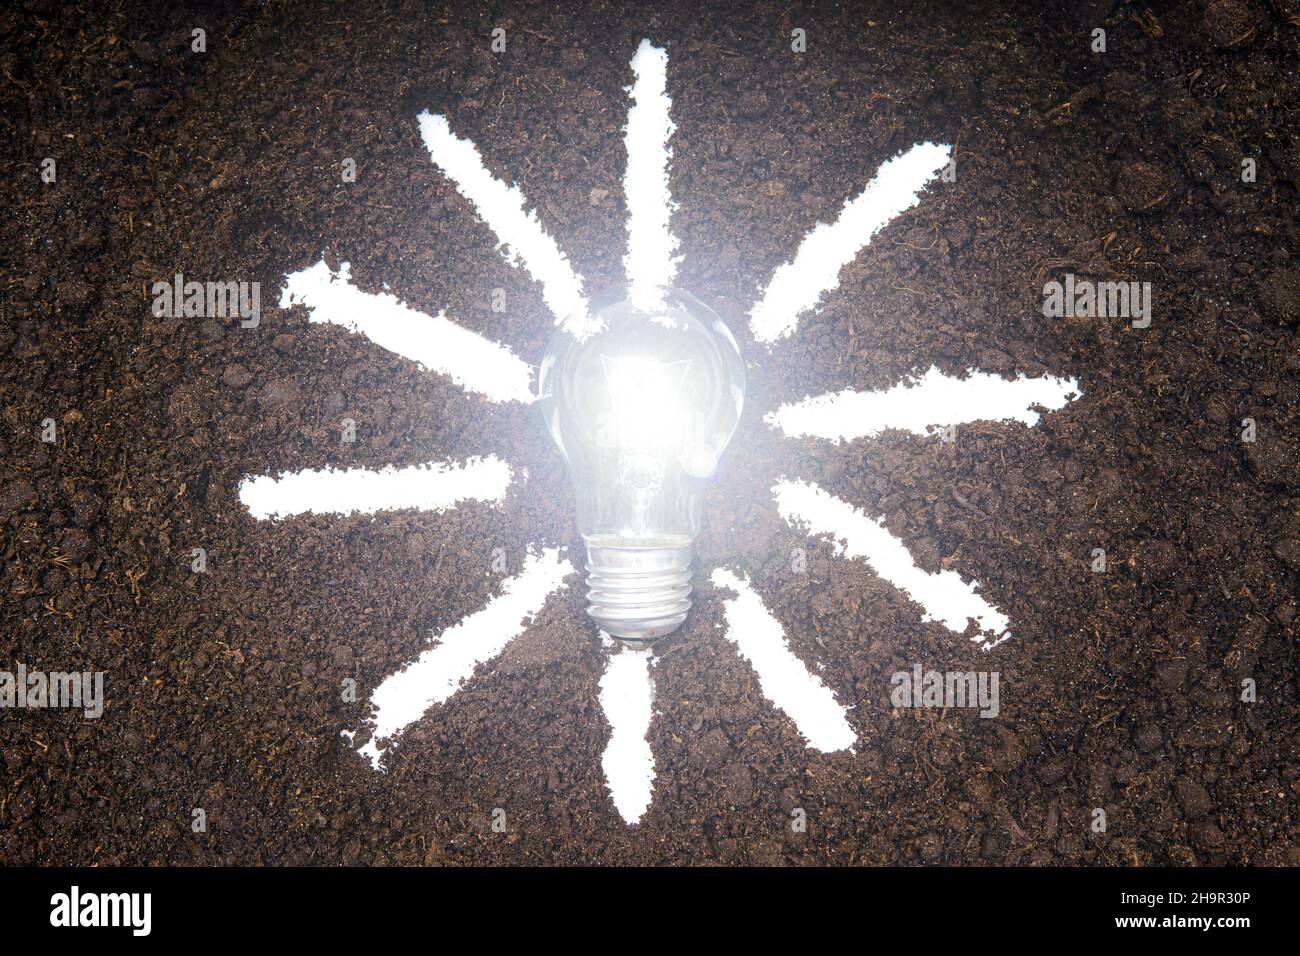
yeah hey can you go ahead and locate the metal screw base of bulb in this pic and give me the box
[585,538,693,645]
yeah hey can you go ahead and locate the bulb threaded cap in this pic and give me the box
[585,539,692,645]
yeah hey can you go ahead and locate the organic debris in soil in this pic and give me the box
[1,0,1297,865]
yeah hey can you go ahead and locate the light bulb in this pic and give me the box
[540,285,746,646]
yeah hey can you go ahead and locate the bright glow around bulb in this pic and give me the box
[540,286,745,644]
[239,35,1084,823]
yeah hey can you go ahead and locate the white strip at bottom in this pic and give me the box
[598,645,657,824]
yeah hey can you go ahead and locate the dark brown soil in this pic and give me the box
[2,0,1297,865]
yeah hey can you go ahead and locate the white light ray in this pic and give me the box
[773,479,1010,644]
[234,38,1070,829]
[768,366,1080,441]
[599,644,657,824]
[748,142,951,344]
[417,112,595,335]
[711,568,856,751]
[623,39,679,312]
[280,259,534,403]
[355,549,574,769]
[239,456,512,519]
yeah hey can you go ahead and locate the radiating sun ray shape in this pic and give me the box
[240,38,1081,825]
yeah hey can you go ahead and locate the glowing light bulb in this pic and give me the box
[540,286,746,645]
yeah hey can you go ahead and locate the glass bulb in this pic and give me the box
[540,285,746,645]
